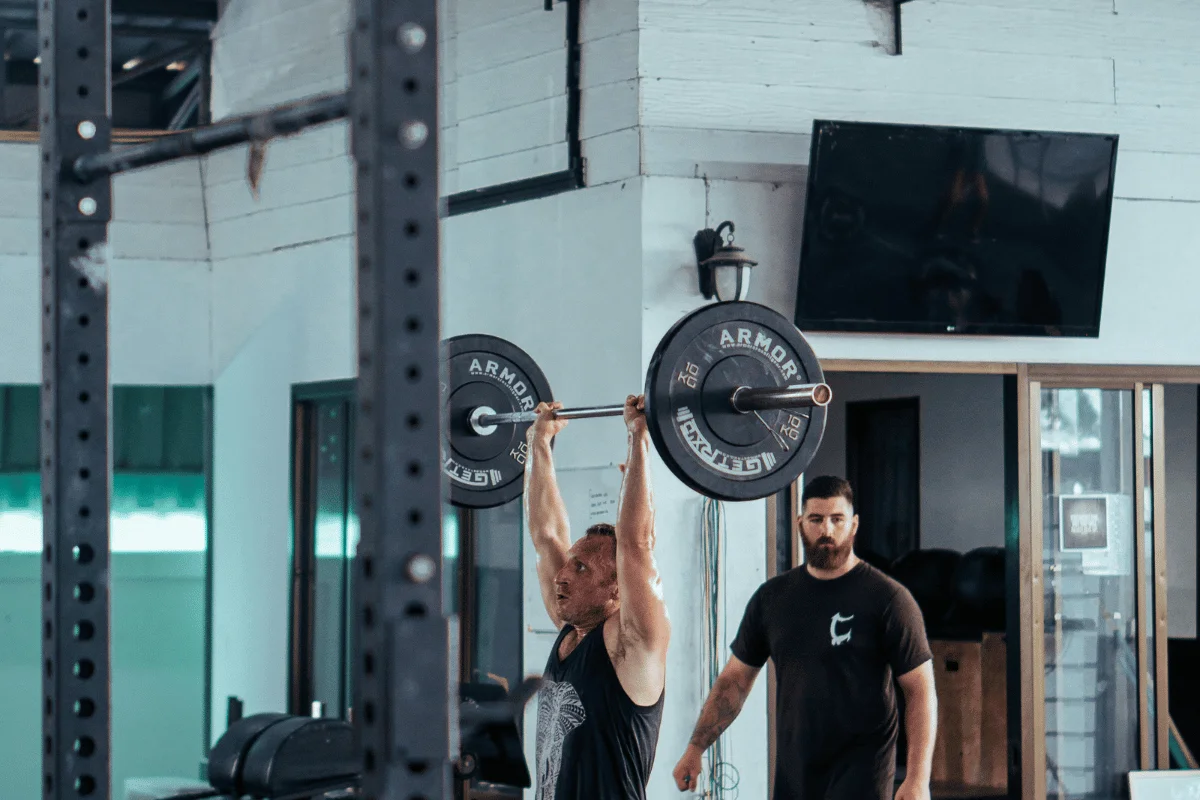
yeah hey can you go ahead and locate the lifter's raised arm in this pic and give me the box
[614,396,671,683]
[524,402,571,629]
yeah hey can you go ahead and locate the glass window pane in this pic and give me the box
[312,400,351,718]
[468,502,523,694]
[1040,387,1141,798]
[1141,388,1156,767]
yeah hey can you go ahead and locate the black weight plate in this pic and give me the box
[644,301,827,501]
[442,334,553,508]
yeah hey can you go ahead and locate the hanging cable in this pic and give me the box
[701,497,740,799]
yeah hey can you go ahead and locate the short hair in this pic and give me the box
[583,523,617,576]
[585,523,616,539]
[801,475,854,511]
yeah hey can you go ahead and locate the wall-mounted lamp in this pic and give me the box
[694,220,758,302]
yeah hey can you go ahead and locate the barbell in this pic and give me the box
[441,301,831,508]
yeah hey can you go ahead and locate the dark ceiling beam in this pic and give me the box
[114,41,201,86]
[0,0,217,21]
[111,0,218,22]
[0,15,212,40]
[5,59,175,89]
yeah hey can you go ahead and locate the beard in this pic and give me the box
[802,532,855,570]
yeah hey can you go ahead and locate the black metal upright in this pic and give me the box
[39,1,114,799]
[350,2,453,800]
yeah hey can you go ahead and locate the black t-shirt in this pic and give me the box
[534,621,664,800]
[731,562,932,800]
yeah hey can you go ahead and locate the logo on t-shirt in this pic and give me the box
[534,679,587,800]
[829,612,855,646]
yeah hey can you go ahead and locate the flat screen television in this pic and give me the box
[795,120,1119,337]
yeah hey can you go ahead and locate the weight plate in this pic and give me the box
[443,334,553,508]
[644,301,827,502]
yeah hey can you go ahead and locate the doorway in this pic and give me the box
[846,396,921,564]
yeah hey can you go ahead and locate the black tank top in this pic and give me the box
[533,621,664,800]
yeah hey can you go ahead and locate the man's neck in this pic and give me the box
[806,552,860,581]
[569,611,614,639]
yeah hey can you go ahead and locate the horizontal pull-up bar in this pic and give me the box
[71,90,349,182]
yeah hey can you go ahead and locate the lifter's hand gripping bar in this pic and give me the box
[468,382,832,436]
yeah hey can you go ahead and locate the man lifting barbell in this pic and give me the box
[672,476,938,800]
[523,394,669,800]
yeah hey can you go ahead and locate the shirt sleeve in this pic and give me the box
[730,585,770,668]
[883,585,933,677]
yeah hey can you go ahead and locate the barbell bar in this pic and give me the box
[442,301,832,508]
[469,382,832,434]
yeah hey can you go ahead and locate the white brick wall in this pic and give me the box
[0,144,211,385]
[444,0,640,193]
[209,0,349,119]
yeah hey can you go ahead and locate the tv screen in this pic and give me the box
[795,120,1119,337]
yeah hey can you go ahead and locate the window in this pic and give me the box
[0,384,213,798]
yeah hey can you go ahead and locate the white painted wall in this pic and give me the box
[205,0,356,735]
[0,144,211,386]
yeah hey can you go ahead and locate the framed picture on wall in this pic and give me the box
[1059,494,1110,551]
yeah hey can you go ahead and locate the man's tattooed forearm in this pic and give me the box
[689,679,749,750]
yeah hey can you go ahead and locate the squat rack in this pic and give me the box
[39,2,451,799]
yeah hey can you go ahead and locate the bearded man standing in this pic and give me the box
[672,476,937,800]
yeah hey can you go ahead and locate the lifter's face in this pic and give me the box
[553,535,618,629]
[799,496,858,571]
